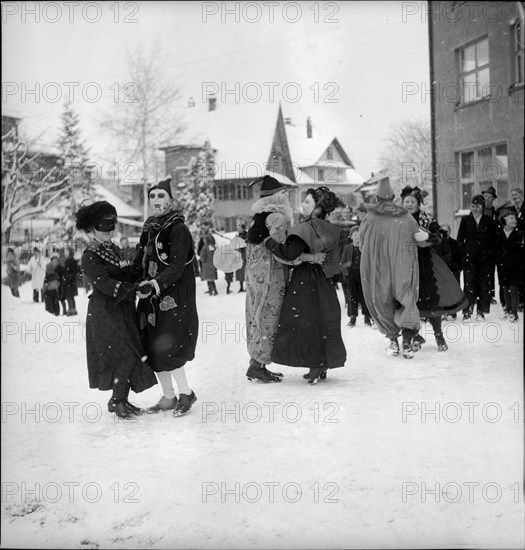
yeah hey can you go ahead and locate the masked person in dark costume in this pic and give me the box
[135,178,199,417]
[76,201,157,420]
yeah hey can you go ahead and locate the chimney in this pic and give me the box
[188,97,195,108]
[208,96,216,111]
[306,117,312,139]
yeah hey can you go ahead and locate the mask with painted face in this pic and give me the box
[149,190,171,217]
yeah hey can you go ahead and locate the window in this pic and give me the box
[326,147,333,160]
[318,168,324,182]
[513,19,524,85]
[458,37,490,103]
[458,151,474,208]
[456,143,509,208]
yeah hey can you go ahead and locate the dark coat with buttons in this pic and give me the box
[135,210,198,371]
[496,229,524,286]
[81,242,157,393]
[456,214,498,264]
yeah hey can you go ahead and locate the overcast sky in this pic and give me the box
[2,0,430,178]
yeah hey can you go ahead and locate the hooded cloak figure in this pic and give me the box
[358,178,424,358]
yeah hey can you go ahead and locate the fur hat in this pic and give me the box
[376,177,395,200]
[76,201,117,231]
[148,177,173,199]
[248,175,286,197]
[483,186,497,198]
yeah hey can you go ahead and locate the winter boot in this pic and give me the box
[435,331,448,352]
[173,391,197,416]
[388,338,400,357]
[306,367,327,385]
[347,316,356,328]
[263,365,283,378]
[364,316,372,327]
[246,363,281,383]
[146,395,178,414]
[402,333,414,359]
[412,333,425,352]
[107,398,133,419]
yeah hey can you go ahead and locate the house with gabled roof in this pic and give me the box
[160,99,364,231]
[284,117,365,209]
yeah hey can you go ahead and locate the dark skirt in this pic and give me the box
[272,263,347,369]
[418,248,469,317]
[138,271,198,372]
[86,293,157,393]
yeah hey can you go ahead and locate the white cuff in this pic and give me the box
[151,279,161,295]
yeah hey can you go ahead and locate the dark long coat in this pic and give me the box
[135,211,199,372]
[265,218,347,369]
[456,214,498,264]
[496,229,524,286]
[81,242,157,393]
[412,211,468,317]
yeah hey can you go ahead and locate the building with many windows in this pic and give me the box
[429,1,524,231]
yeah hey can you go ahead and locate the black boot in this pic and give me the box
[412,333,425,352]
[108,398,133,419]
[246,361,281,383]
[435,332,448,352]
[123,400,145,415]
[402,333,414,359]
[306,367,326,385]
[173,391,197,416]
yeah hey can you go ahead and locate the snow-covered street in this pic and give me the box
[1,279,523,549]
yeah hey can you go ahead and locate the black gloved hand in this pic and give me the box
[116,281,136,302]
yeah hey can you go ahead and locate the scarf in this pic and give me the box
[142,209,186,276]
[85,240,128,269]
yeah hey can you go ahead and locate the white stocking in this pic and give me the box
[156,371,176,399]
[172,367,191,396]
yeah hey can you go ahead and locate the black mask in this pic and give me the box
[94,218,116,232]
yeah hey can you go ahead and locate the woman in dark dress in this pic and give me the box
[401,186,468,351]
[264,186,347,384]
[135,178,199,417]
[76,201,157,419]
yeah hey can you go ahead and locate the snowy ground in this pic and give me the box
[1,277,523,549]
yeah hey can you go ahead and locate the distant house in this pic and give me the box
[285,118,365,209]
[159,99,364,230]
[429,0,524,231]
[356,170,391,203]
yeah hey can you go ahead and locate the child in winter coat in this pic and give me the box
[340,226,371,327]
[43,257,60,316]
[496,211,524,322]
[200,233,218,295]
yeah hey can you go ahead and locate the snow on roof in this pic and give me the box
[93,184,142,218]
[284,123,334,168]
[178,101,281,179]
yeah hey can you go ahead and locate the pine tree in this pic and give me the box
[179,141,216,237]
[54,102,95,239]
